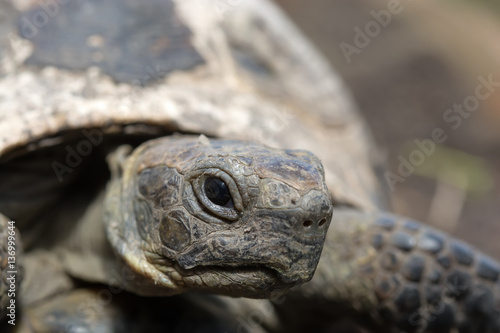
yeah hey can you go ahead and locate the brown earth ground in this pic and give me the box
[275,0,500,258]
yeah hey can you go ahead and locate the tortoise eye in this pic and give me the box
[187,168,243,221]
[203,177,234,208]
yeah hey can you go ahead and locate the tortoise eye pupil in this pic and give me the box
[204,177,232,207]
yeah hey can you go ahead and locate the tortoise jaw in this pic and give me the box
[177,251,289,272]
[178,257,314,285]
[174,232,323,287]
[182,264,300,298]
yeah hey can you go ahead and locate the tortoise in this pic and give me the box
[0,0,499,332]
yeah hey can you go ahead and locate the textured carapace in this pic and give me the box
[104,136,333,298]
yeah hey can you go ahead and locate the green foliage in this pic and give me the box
[403,143,493,196]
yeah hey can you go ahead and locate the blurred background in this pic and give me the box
[274,0,500,257]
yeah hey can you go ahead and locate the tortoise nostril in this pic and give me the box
[303,220,313,228]
[318,218,327,227]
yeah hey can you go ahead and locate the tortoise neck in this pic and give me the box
[310,208,380,310]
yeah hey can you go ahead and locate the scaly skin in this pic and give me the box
[0,135,332,322]
[102,135,333,298]
[279,208,500,333]
[3,133,500,332]
[16,290,272,333]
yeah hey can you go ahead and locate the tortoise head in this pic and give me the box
[105,136,332,298]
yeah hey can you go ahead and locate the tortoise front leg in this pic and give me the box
[278,208,500,333]
[15,289,273,333]
[15,289,123,333]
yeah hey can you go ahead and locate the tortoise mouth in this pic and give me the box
[194,263,281,279]
[185,263,299,297]
[143,249,305,296]
[172,234,321,290]
[178,254,289,272]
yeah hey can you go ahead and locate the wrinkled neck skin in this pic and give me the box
[300,208,378,308]
[104,161,183,296]
[276,208,382,329]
